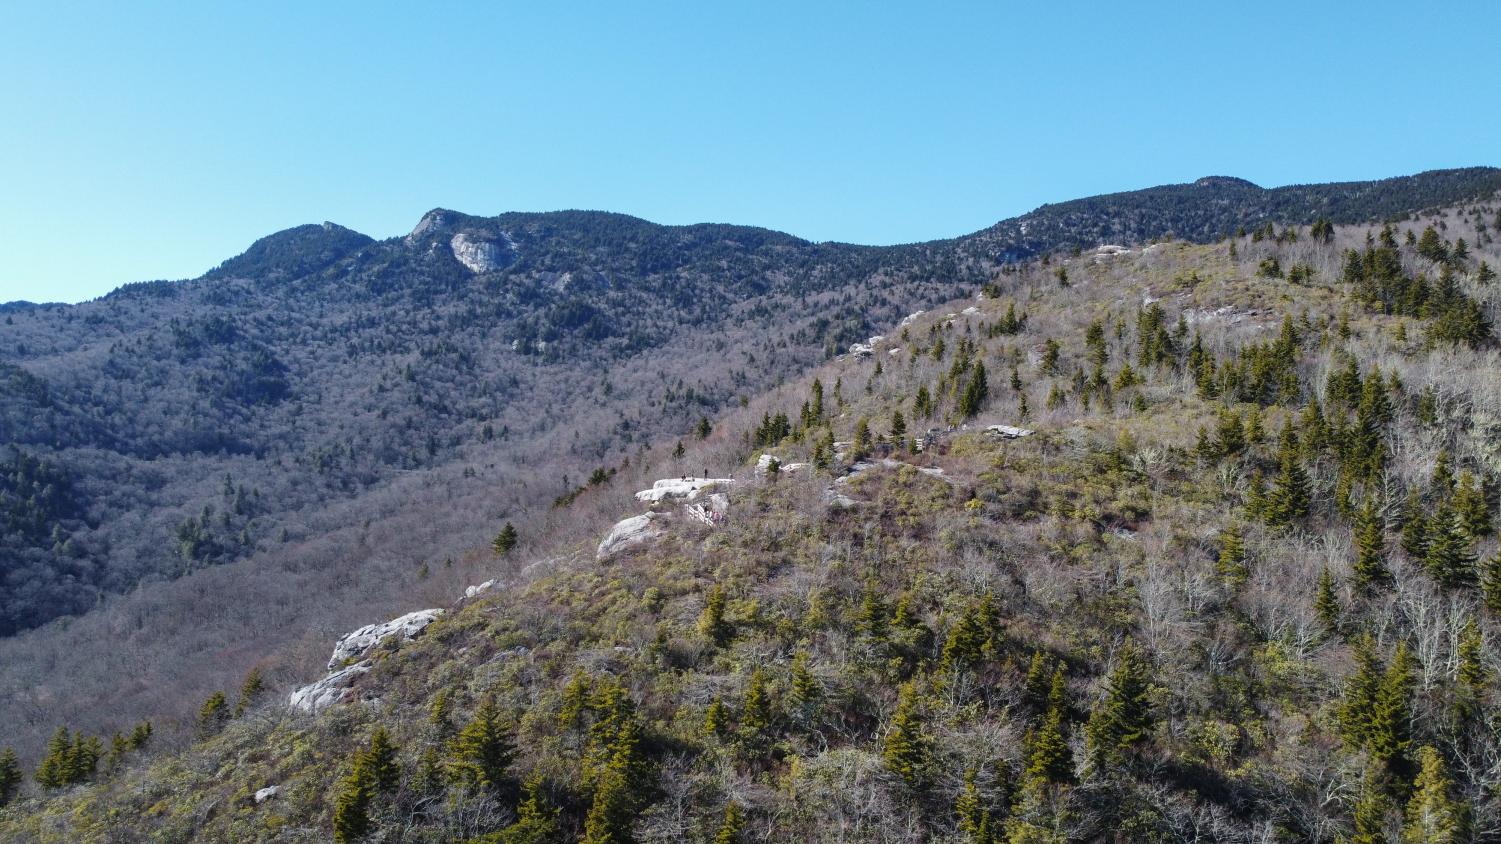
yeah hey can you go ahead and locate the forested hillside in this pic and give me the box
[3,188,1500,842]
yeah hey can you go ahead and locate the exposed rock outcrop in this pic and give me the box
[327,609,444,671]
[289,662,372,713]
[450,232,513,274]
[984,424,1035,439]
[597,512,669,560]
[634,477,734,504]
[289,608,444,713]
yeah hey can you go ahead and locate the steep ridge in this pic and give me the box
[0,168,1496,761]
[3,192,1500,841]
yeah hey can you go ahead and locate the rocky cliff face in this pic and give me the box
[450,231,515,273]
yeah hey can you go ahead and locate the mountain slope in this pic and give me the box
[0,168,1496,765]
[4,192,1501,841]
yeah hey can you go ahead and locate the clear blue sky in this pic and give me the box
[3,1,1498,303]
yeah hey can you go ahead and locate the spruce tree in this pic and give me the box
[713,801,745,844]
[1401,491,1429,560]
[1452,471,1490,538]
[1026,700,1074,785]
[955,768,989,841]
[1403,746,1465,843]
[1084,640,1155,771]
[856,578,889,643]
[882,681,933,789]
[738,668,773,741]
[1217,524,1248,586]
[1370,642,1416,780]
[332,762,375,844]
[1483,552,1501,613]
[1349,763,1392,844]
[450,697,516,795]
[197,691,229,736]
[698,584,733,648]
[1265,426,1311,526]
[581,717,647,844]
[362,727,400,794]
[0,747,20,807]
[1314,568,1341,634]
[1423,503,1476,587]
[493,522,519,556]
[1353,498,1389,589]
[500,772,561,844]
[234,666,264,717]
[34,728,72,789]
[789,651,821,721]
[1339,635,1384,750]
[959,362,989,418]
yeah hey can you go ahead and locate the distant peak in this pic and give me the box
[407,208,460,244]
[1194,176,1261,189]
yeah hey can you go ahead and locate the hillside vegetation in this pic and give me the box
[5,169,1493,762]
[3,192,1501,842]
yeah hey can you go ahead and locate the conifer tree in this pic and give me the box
[856,578,889,643]
[332,761,375,844]
[581,716,648,844]
[128,721,152,749]
[1026,698,1074,786]
[493,522,519,556]
[1350,763,1392,844]
[500,772,562,844]
[1340,634,1384,751]
[789,651,821,721]
[1401,491,1429,560]
[890,409,907,446]
[1022,651,1051,715]
[1314,568,1341,634]
[1403,746,1465,843]
[1482,552,1501,613]
[1452,471,1490,538]
[1353,498,1390,589]
[363,726,400,794]
[1423,503,1476,587]
[198,691,229,736]
[739,668,773,741]
[35,728,72,789]
[1265,425,1311,526]
[852,417,872,461]
[698,584,733,648]
[959,362,989,418]
[955,768,990,841]
[0,747,20,807]
[883,681,933,789]
[1371,642,1416,780]
[450,697,516,795]
[1455,618,1488,724]
[234,666,264,717]
[1084,640,1155,771]
[1217,524,1248,586]
[430,689,453,737]
[702,697,727,739]
[713,801,745,844]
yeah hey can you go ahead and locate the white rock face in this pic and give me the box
[289,661,371,712]
[849,342,874,358]
[464,579,496,599]
[450,232,510,273]
[254,786,280,803]
[635,477,734,504]
[597,512,668,560]
[406,210,448,245]
[754,453,809,476]
[328,609,444,671]
[962,306,980,315]
[984,424,1035,439]
[899,310,925,327]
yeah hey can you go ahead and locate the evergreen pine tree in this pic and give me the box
[197,691,229,736]
[1314,568,1341,633]
[856,578,889,643]
[1401,491,1429,560]
[1353,498,1390,589]
[1340,634,1384,750]
[34,728,72,789]
[713,801,745,844]
[362,726,400,794]
[1265,426,1311,526]
[1370,642,1416,780]
[882,681,933,789]
[493,522,519,556]
[1216,524,1248,586]
[739,668,773,741]
[1483,552,1501,613]
[789,651,821,721]
[1403,746,1465,843]
[0,747,20,807]
[1452,471,1490,538]
[955,768,989,841]
[234,666,264,716]
[450,697,517,795]
[332,762,375,844]
[959,362,989,418]
[499,772,561,844]
[1350,763,1392,844]
[1026,700,1074,785]
[1084,640,1155,771]
[698,584,733,648]
[1423,503,1477,587]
